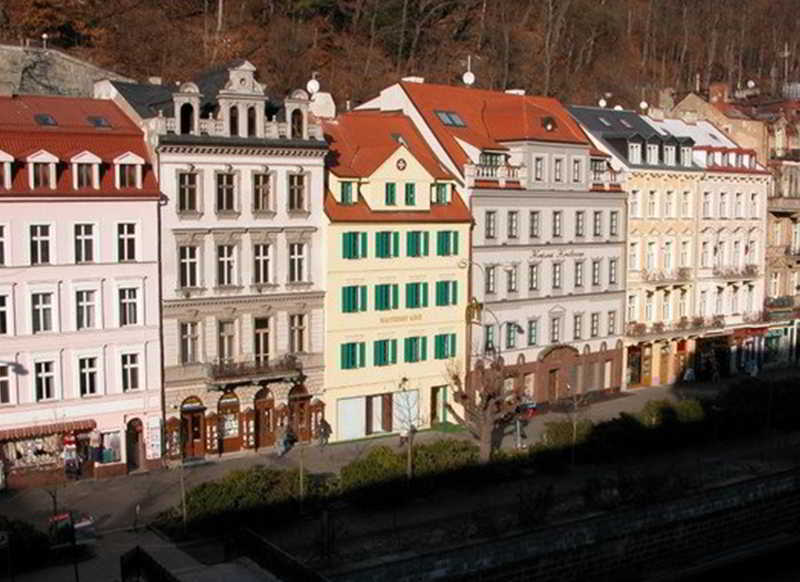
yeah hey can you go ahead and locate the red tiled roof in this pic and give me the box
[398,81,589,171]
[589,147,611,158]
[322,110,453,180]
[0,419,96,441]
[324,190,471,223]
[0,95,159,198]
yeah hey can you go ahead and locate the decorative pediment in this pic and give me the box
[0,149,13,162]
[113,151,145,165]
[548,304,566,314]
[70,151,102,164]
[26,149,58,163]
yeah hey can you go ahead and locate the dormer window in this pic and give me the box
[70,151,101,190]
[681,146,692,167]
[113,152,145,189]
[340,181,354,205]
[628,142,641,164]
[32,163,49,188]
[27,150,58,190]
[665,145,676,166]
[433,183,449,204]
[736,153,743,167]
[77,164,92,188]
[646,144,659,165]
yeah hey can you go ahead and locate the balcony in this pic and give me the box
[765,295,800,310]
[767,195,800,214]
[208,354,301,384]
[640,267,692,285]
[590,169,622,192]
[625,315,725,338]
[711,264,759,279]
[465,163,528,189]
[156,116,324,141]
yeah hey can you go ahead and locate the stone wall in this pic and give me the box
[330,468,800,582]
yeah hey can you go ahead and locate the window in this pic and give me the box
[76,290,95,330]
[550,316,561,343]
[664,241,673,270]
[552,263,562,289]
[731,287,739,313]
[375,283,399,311]
[436,231,459,256]
[434,333,457,359]
[645,293,654,321]
[179,246,199,288]
[485,211,496,239]
[665,145,676,166]
[529,211,540,238]
[376,231,400,258]
[119,288,138,326]
[628,143,641,164]
[573,314,583,340]
[435,281,458,306]
[572,159,582,183]
[74,224,94,263]
[554,158,563,182]
[506,265,518,292]
[703,193,712,218]
[34,361,55,401]
[592,259,601,286]
[117,223,136,262]
[254,318,270,365]
[590,313,600,338]
[0,225,4,266]
[630,190,640,217]
[120,164,137,188]
[627,295,637,322]
[433,183,448,204]
[404,183,416,206]
[681,192,691,217]
[629,242,639,270]
[405,282,429,308]
[406,231,429,257]
[78,357,97,397]
[732,240,741,267]
[485,265,496,294]
[575,211,585,237]
[252,243,270,285]
[340,181,354,205]
[664,191,673,218]
[609,259,618,285]
[434,110,466,127]
[31,292,52,333]
[505,322,519,349]
[608,311,616,335]
[289,314,305,352]
[719,193,727,218]
[771,272,780,297]
[735,193,743,218]
[253,173,271,212]
[701,241,710,267]
[341,285,368,313]
[343,231,368,259]
[527,320,538,346]
[32,162,50,188]
[484,325,495,352]
[216,245,236,287]
[534,157,544,181]
[679,290,687,317]
[663,291,672,320]
[0,365,8,403]
[750,193,758,218]
[180,322,199,364]
[288,243,305,283]
[30,225,51,265]
[76,163,93,189]
[715,288,723,315]
[552,211,562,237]
[680,241,690,267]
[403,336,427,363]
[217,320,234,362]
[507,211,518,238]
[647,144,659,165]
[216,173,236,212]
[681,146,692,166]
[647,191,657,217]
[289,174,306,211]
[593,211,602,236]
[178,172,198,213]
[385,183,396,205]
[121,353,139,391]
[610,211,619,236]
[574,261,584,287]
[646,242,656,270]
[528,263,539,291]
[374,339,398,366]
[0,295,6,335]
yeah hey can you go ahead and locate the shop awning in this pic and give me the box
[0,420,97,441]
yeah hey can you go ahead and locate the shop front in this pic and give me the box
[732,327,766,373]
[695,334,732,382]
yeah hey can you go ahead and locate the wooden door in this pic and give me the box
[255,399,275,448]
[547,369,558,402]
[289,396,311,442]
[659,346,671,385]
[181,411,205,458]
[641,345,653,386]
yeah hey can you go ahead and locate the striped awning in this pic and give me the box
[0,420,97,441]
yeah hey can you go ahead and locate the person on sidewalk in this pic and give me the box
[317,419,332,450]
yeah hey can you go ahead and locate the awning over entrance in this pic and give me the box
[0,420,97,441]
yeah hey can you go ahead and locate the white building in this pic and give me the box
[358,80,627,401]
[97,60,328,458]
[0,95,162,486]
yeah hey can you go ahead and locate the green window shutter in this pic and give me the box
[404,338,411,362]
[340,344,346,368]
[375,285,383,310]
[342,233,348,259]
[436,232,445,256]
[420,336,427,361]
[359,286,367,311]
[421,282,429,307]
[392,284,399,309]
[450,333,457,356]
[390,339,397,363]
[452,231,459,254]
[405,283,412,308]
[359,232,367,258]
[434,335,442,359]
[435,281,442,306]
[342,287,348,312]
[392,232,399,257]
[374,341,381,366]
[422,232,430,256]
[406,232,413,257]
[452,281,458,305]
[375,232,382,257]
[386,183,396,205]
[359,342,366,368]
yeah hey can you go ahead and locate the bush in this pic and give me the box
[339,446,405,493]
[541,419,594,449]
[414,439,478,477]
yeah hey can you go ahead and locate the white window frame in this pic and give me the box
[114,281,142,328]
[178,245,200,289]
[120,350,142,392]
[75,351,103,398]
[628,142,642,164]
[29,222,54,265]
[0,359,11,404]
[116,222,138,262]
[32,357,58,402]
[75,287,98,331]
[113,152,145,189]
[216,244,237,287]
[27,150,58,190]
[73,222,97,264]
[0,150,12,190]
[253,243,271,285]
[30,290,54,334]
[646,143,659,165]
[288,242,306,283]
[180,321,200,364]
[70,151,101,190]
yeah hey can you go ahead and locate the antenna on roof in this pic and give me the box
[639,100,649,111]
[462,55,476,87]
[306,72,320,96]
[598,98,607,108]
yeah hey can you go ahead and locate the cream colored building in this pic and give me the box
[322,111,470,440]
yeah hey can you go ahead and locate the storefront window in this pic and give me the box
[2,435,61,469]
[100,431,121,464]
[219,392,240,439]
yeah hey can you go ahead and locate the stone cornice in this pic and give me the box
[164,290,324,312]
[158,144,327,158]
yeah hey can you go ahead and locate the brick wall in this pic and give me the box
[330,468,800,582]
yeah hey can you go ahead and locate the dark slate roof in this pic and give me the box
[111,80,174,118]
[193,58,248,112]
[158,133,327,149]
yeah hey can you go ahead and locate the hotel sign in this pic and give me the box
[379,313,423,324]
[530,248,585,259]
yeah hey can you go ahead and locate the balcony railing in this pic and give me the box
[626,315,725,337]
[640,267,692,284]
[711,264,759,279]
[156,116,324,141]
[765,295,798,309]
[465,163,528,188]
[591,169,621,191]
[209,354,300,382]
[767,195,800,213]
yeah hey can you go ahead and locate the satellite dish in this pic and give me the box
[598,98,607,108]
[462,71,475,86]
[639,101,648,111]
[614,105,623,111]
[306,78,320,95]
[747,79,756,89]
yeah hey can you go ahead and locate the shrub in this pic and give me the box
[339,446,405,493]
[414,439,478,477]
[673,398,705,423]
[541,419,594,449]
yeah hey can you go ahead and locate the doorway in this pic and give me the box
[430,385,448,425]
[288,385,311,442]
[126,418,144,471]
[180,396,206,458]
[547,369,559,402]
[254,388,276,449]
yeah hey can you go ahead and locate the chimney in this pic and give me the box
[680,110,698,125]
[309,92,336,119]
[709,82,729,104]
[148,76,162,85]
[505,89,526,96]
[648,107,665,121]
[401,76,425,84]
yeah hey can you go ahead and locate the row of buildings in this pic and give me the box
[0,59,788,486]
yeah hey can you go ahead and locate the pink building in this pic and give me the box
[0,95,163,487]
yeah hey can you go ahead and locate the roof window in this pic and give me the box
[598,117,611,127]
[619,119,633,129]
[33,113,57,126]
[87,116,112,129]
[434,110,466,127]
[391,133,408,147]
[541,116,557,131]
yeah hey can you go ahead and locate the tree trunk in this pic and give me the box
[406,435,413,479]
[478,429,492,463]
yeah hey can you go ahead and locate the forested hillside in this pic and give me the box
[2,0,800,106]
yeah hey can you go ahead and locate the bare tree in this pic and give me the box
[393,379,426,479]
[446,355,520,463]
[562,383,592,467]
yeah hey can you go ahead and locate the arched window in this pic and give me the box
[291,109,304,139]
[247,106,257,137]
[179,103,194,135]
[229,105,239,137]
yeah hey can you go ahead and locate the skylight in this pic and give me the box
[88,116,112,129]
[34,113,57,126]
[434,110,466,127]
[598,117,611,126]
[391,133,408,147]
[620,119,633,128]
[708,133,719,142]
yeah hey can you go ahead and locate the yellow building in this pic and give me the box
[322,111,471,441]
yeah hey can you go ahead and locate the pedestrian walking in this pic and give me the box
[317,419,331,450]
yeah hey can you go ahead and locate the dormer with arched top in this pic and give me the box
[27,149,58,189]
[70,151,101,190]
[217,60,268,138]
[0,149,11,190]
[174,82,202,136]
[286,89,310,140]
[113,151,145,189]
